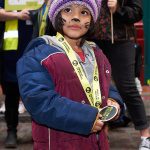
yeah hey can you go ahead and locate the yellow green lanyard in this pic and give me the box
[56,33,102,108]
[39,3,49,36]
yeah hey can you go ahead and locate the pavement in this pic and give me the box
[0,86,150,150]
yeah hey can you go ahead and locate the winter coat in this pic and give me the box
[17,36,120,150]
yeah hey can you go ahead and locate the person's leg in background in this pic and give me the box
[95,40,150,138]
[0,50,2,85]
[110,42,148,129]
[134,43,143,95]
[0,50,3,95]
[1,81,20,148]
[108,41,150,150]
[0,50,5,112]
[1,51,20,148]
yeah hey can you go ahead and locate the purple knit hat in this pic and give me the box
[49,0,102,28]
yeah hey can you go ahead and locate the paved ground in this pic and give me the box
[0,86,150,150]
[0,122,32,150]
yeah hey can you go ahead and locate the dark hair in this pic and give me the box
[54,12,64,34]
[54,12,96,46]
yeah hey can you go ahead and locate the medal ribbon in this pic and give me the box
[56,33,102,108]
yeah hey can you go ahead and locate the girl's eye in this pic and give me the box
[64,8,71,13]
[81,10,89,15]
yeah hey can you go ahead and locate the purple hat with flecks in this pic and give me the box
[48,0,102,28]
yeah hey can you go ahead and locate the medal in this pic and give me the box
[99,105,118,122]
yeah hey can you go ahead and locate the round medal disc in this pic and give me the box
[99,105,118,122]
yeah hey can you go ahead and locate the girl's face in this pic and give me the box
[61,4,92,40]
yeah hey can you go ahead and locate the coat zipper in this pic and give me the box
[96,133,101,150]
[48,128,50,150]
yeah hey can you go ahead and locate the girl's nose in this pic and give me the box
[71,18,80,22]
[71,10,80,22]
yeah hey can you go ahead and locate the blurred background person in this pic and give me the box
[29,0,56,38]
[0,1,33,148]
[92,0,150,149]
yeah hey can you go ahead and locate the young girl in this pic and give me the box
[17,0,120,149]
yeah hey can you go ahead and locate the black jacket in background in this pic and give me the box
[29,4,56,39]
[0,21,4,50]
[95,0,143,41]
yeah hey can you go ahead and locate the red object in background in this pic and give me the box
[134,21,145,85]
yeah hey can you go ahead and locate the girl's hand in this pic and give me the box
[91,113,104,133]
[107,98,121,120]
[107,0,118,13]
